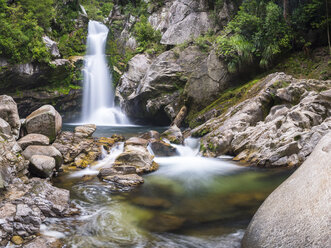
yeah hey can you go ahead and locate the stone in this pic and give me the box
[98,166,137,178]
[25,105,62,142]
[149,138,177,156]
[242,132,331,248]
[42,35,60,58]
[11,235,24,245]
[17,133,50,150]
[0,117,11,137]
[103,174,144,187]
[74,124,96,138]
[29,155,56,178]
[0,95,21,139]
[22,145,63,169]
[125,137,149,146]
[161,125,184,144]
[139,130,160,140]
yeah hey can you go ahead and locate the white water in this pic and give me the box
[81,20,130,126]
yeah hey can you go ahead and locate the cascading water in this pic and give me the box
[81,20,130,125]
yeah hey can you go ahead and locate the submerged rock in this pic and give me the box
[242,131,331,248]
[25,105,62,142]
[103,174,144,187]
[17,133,50,150]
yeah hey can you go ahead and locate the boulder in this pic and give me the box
[98,166,137,179]
[17,134,50,150]
[29,155,56,178]
[242,131,331,248]
[74,124,96,138]
[114,144,159,174]
[161,125,184,144]
[22,145,63,169]
[0,118,11,137]
[149,139,178,157]
[25,105,62,142]
[0,95,21,139]
[139,130,160,140]
[125,137,149,146]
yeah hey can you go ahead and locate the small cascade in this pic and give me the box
[81,20,130,126]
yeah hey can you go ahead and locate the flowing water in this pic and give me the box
[48,126,293,248]
[81,21,130,125]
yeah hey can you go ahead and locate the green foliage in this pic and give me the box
[216,1,291,72]
[134,15,164,54]
[0,0,51,63]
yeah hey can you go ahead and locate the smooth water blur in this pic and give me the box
[49,126,293,248]
[81,20,130,125]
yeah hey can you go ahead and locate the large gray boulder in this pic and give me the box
[0,95,21,139]
[17,133,50,150]
[242,131,331,248]
[25,105,62,142]
[29,155,56,178]
[22,145,63,169]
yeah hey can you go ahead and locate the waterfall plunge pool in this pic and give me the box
[49,125,293,248]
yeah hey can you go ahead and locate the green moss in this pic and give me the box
[188,77,262,128]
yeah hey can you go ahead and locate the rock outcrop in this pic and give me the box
[193,73,331,167]
[148,0,213,45]
[242,131,331,248]
[117,46,231,124]
[25,105,62,142]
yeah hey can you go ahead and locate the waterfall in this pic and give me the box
[81,20,130,126]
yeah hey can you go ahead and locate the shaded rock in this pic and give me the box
[74,124,96,138]
[17,134,49,150]
[103,174,144,187]
[29,155,56,178]
[161,125,183,144]
[25,105,62,142]
[0,95,21,139]
[149,138,177,156]
[242,131,331,248]
[22,145,62,169]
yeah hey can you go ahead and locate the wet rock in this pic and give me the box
[125,137,149,146]
[139,130,160,140]
[114,143,158,174]
[17,134,50,150]
[74,124,96,138]
[98,166,137,178]
[242,132,331,248]
[22,145,63,169]
[73,151,99,168]
[29,155,56,178]
[149,138,177,156]
[161,125,183,144]
[25,105,62,142]
[131,196,172,209]
[0,95,21,139]
[103,174,144,187]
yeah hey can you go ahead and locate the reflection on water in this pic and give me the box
[49,126,293,248]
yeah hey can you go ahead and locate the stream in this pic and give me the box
[45,125,292,248]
